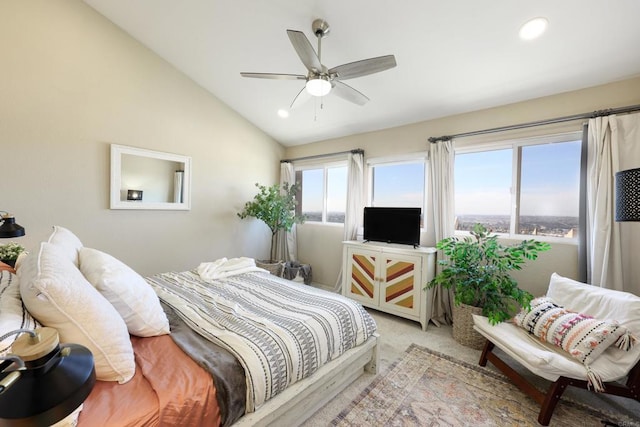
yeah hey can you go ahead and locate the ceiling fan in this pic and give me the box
[240,19,397,108]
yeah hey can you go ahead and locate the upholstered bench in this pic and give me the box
[473,273,640,425]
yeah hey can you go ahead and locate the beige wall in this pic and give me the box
[1,0,284,276]
[289,77,640,292]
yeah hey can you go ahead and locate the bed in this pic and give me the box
[1,226,379,426]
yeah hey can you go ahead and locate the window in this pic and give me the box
[295,163,347,223]
[299,169,323,222]
[368,157,427,227]
[370,160,425,209]
[455,134,582,239]
[455,149,513,232]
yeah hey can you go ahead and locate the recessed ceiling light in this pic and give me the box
[277,109,289,118]
[519,17,548,40]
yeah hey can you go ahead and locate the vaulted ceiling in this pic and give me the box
[83,0,640,146]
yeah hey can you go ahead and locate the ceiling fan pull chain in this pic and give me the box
[314,97,318,121]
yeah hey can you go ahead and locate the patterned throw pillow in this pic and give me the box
[0,270,40,355]
[513,297,636,391]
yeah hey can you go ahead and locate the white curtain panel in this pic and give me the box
[428,140,456,326]
[334,151,364,292]
[587,112,640,293]
[173,170,184,203]
[344,152,364,242]
[274,162,297,262]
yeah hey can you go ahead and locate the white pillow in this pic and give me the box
[47,226,83,267]
[18,243,135,383]
[14,251,29,271]
[79,247,169,337]
[0,271,39,355]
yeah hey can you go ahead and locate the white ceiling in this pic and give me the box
[83,0,640,146]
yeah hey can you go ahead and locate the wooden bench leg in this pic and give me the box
[478,339,494,367]
[538,378,569,426]
[477,337,640,426]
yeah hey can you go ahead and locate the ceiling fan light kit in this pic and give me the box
[306,76,331,96]
[241,18,396,108]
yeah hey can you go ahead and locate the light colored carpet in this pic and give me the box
[302,309,640,426]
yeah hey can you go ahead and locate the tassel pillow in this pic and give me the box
[514,297,636,391]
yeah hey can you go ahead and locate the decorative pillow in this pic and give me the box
[79,247,170,337]
[18,243,135,383]
[14,251,29,271]
[514,296,636,391]
[47,226,83,267]
[0,270,39,355]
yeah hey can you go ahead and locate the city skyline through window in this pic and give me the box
[295,137,581,239]
[455,139,581,238]
[298,165,347,223]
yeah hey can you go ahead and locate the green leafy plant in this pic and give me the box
[238,182,305,262]
[427,223,551,325]
[0,242,25,265]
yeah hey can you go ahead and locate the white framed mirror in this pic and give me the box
[110,144,192,210]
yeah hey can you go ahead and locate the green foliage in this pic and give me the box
[0,242,25,261]
[427,223,551,325]
[237,182,306,261]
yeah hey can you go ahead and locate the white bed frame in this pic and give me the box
[233,334,379,427]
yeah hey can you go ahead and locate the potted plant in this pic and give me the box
[427,223,550,349]
[0,242,26,268]
[238,182,305,275]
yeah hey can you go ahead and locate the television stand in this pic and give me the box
[341,241,436,331]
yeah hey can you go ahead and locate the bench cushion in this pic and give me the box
[473,273,640,383]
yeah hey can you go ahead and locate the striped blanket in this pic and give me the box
[147,270,377,412]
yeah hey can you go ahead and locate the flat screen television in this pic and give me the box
[363,207,421,247]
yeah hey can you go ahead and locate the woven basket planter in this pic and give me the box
[452,303,486,350]
[256,260,284,277]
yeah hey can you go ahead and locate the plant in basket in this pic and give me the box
[238,183,305,273]
[426,223,551,348]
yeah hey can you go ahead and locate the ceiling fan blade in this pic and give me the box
[328,55,397,80]
[286,30,323,73]
[240,72,306,80]
[290,86,311,109]
[332,81,369,106]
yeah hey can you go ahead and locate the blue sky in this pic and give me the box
[300,140,581,217]
[372,163,424,207]
[301,167,348,212]
[456,141,581,216]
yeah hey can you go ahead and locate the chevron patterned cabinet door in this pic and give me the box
[384,259,416,308]
[341,241,436,331]
[345,248,379,305]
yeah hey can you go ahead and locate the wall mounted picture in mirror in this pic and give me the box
[110,144,192,210]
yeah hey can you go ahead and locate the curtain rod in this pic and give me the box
[428,104,640,143]
[281,148,364,163]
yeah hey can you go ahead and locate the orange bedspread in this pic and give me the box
[78,335,221,427]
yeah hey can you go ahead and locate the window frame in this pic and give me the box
[366,153,429,229]
[295,160,348,225]
[454,131,583,243]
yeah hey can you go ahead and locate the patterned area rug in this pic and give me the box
[332,344,639,427]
